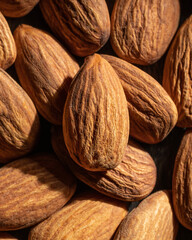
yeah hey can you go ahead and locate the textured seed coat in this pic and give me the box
[111,0,180,65]
[163,15,192,128]
[172,129,192,230]
[29,190,128,240]
[63,54,129,171]
[114,190,179,240]
[14,24,79,125]
[52,125,156,201]
[0,153,76,230]
[102,54,178,144]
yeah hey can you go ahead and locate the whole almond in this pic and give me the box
[172,129,192,230]
[0,12,16,69]
[102,54,178,144]
[163,15,192,128]
[0,69,40,163]
[29,190,128,240]
[52,125,156,201]
[0,0,39,17]
[0,153,76,230]
[114,190,179,240]
[14,24,79,125]
[63,54,129,171]
[39,0,110,57]
[111,0,180,65]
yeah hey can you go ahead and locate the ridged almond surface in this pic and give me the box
[0,153,77,230]
[111,0,180,65]
[0,12,16,70]
[63,54,129,171]
[163,15,192,128]
[14,24,79,125]
[39,0,110,57]
[0,69,40,163]
[51,125,156,201]
[0,0,39,17]
[102,54,178,144]
[0,232,18,239]
[29,190,128,240]
[114,190,179,240]
[172,129,192,230]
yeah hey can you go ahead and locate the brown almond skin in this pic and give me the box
[172,129,192,230]
[63,54,129,171]
[163,15,192,128]
[0,0,39,17]
[0,12,16,70]
[29,190,128,240]
[111,0,180,65]
[0,232,18,239]
[39,0,110,57]
[14,24,79,125]
[102,54,178,144]
[114,190,179,240]
[0,153,77,230]
[51,125,156,201]
[0,69,40,163]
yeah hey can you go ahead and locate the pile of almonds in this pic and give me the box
[0,0,191,239]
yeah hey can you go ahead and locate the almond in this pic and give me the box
[172,129,192,230]
[163,15,192,128]
[63,54,129,171]
[114,190,179,240]
[0,153,76,230]
[39,0,110,57]
[0,69,40,163]
[102,54,178,144]
[110,0,180,65]
[51,125,156,201]
[0,12,16,69]
[14,24,79,125]
[29,190,128,240]
[0,0,39,17]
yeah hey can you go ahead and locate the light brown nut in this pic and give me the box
[51,125,156,201]
[102,54,178,144]
[63,54,129,171]
[14,24,79,125]
[0,153,77,230]
[0,232,18,239]
[0,0,39,18]
[0,12,16,69]
[163,15,192,128]
[0,69,40,163]
[114,190,179,240]
[110,0,180,65]
[29,190,128,240]
[172,129,192,230]
[39,0,110,57]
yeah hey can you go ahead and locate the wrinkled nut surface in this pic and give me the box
[102,54,178,144]
[163,15,192,128]
[0,69,40,163]
[29,190,128,240]
[0,153,76,230]
[40,0,110,57]
[0,12,16,70]
[0,0,40,18]
[111,0,180,65]
[52,125,156,201]
[114,190,179,240]
[14,24,79,125]
[172,129,192,230]
[63,54,129,171]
